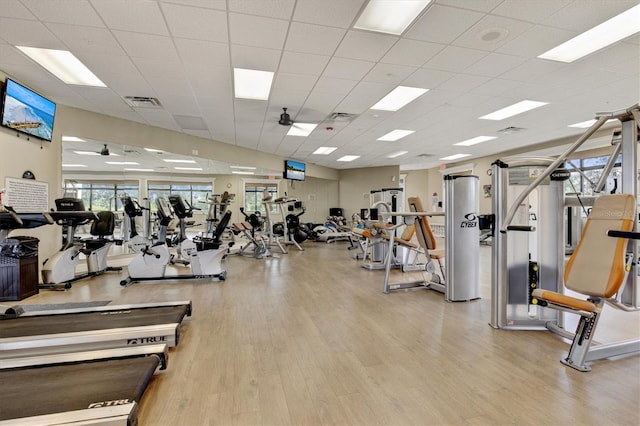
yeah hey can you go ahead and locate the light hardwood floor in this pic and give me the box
[18,242,640,425]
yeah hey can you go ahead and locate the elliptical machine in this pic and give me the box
[121,195,150,254]
[41,198,122,289]
[121,196,232,286]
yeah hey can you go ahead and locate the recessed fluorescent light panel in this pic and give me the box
[163,159,196,164]
[479,100,548,120]
[538,4,640,63]
[125,168,154,172]
[144,148,164,153]
[234,68,274,100]
[62,164,87,167]
[337,155,360,162]
[387,151,408,159]
[371,86,428,111]
[16,46,106,87]
[287,123,317,137]
[174,167,202,171]
[313,147,337,155]
[568,118,616,128]
[232,171,255,175]
[440,153,471,161]
[105,161,139,165]
[62,136,85,142]
[377,129,415,142]
[230,166,256,170]
[354,0,432,35]
[74,150,100,156]
[454,136,496,146]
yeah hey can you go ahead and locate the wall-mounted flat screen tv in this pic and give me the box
[1,78,56,142]
[284,159,305,181]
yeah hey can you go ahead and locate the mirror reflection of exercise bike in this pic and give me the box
[234,207,270,258]
[120,196,232,286]
[121,195,150,254]
[41,198,122,289]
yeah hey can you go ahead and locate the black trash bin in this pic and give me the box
[0,236,40,301]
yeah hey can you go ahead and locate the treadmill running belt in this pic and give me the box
[0,356,159,421]
[0,305,189,338]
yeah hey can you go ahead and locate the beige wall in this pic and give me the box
[338,166,399,218]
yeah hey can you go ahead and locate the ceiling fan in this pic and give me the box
[279,108,293,126]
[100,144,110,156]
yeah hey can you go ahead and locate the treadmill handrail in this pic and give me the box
[4,300,193,318]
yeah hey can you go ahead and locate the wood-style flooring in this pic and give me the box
[15,242,640,425]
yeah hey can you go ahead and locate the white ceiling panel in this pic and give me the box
[334,30,397,62]
[131,57,186,80]
[229,13,289,50]
[293,0,365,28]
[113,31,180,61]
[453,15,533,52]
[229,0,295,20]
[162,3,228,42]
[0,0,34,19]
[159,0,226,10]
[424,45,488,72]
[272,72,318,95]
[284,22,346,56]
[174,38,230,68]
[45,23,125,56]
[381,39,445,67]
[279,51,331,76]
[496,25,576,58]
[22,0,104,26]
[437,73,491,93]
[230,45,281,71]
[323,57,375,80]
[362,63,418,85]
[463,52,528,77]
[0,17,63,48]
[90,0,169,35]
[491,0,572,23]
[406,4,483,44]
[313,77,358,96]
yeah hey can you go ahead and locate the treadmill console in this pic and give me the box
[55,198,86,211]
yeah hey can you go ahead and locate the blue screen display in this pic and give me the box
[1,78,56,142]
[284,160,305,181]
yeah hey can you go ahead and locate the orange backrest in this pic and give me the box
[407,196,437,251]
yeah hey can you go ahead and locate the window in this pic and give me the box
[62,181,138,211]
[147,182,212,211]
[565,154,622,195]
[244,181,278,215]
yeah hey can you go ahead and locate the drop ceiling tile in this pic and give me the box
[162,3,228,42]
[314,77,358,95]
[335,30,397,62]
[499,58,564,82]
[293,0,365,28]
[490,0,572,23]
[146,76,193,98]
[381,39,445,67]
[131,57,186,79]
[174,38,230,68]
[453,15,533,52]
[229,0,295,20]
[363,63,417,85]
[470,78,523,97]
[45,23,125,55]
[91,0,168,35]
[406,4,484,45]
[229,13,289,49]
[185,64,232,99]
[159,94,202,116]
[285,22,346,56]
[438,73,490,92]
[231,45,281,71]
[268,89,309,112]
[0,44,33,66]
[404,68,454,89]
[424,46,488,72]
[101,73,153,97]
[0,0,35,19]
[158,0,226,10]
[542,0,638,32]
[272,73,318,94]
[302,91,344,116]
[497,25,575,58]
[113,31,180,61]
[0,17,63,48]
[279,51,331,75]
[323,57,375,80]
[464,52,528,77]
[21,0,104,26]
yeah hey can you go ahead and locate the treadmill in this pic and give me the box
[0,344,168,425]
[0,300,192,359]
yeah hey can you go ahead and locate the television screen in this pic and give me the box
[284,159,305,181]
[1,78,56,142]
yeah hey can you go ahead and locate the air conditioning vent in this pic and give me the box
[328,112,357,122]
[123,96,162,108]
[497,126,526,134]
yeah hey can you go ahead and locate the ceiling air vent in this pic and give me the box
[496,126,526,135]
[123,96,162,108]
[328,112,357,122]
